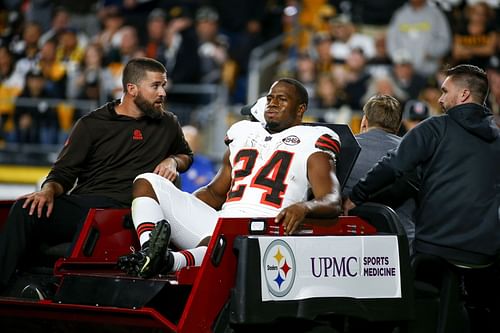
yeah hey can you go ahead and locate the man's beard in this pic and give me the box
[135,94,165,119]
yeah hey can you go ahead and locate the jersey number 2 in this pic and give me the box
[227,149,293,208]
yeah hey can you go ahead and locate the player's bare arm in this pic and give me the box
[194,149,232,210]
[20,181,64,218]
[154,153,191,181]
[276,152,342,235]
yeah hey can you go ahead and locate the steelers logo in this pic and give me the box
[263,239,296,297]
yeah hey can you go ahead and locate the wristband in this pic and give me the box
[170,156,179,169]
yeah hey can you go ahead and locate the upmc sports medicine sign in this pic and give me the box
[258,236,401,302]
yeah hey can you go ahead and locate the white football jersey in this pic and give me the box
[220,120,340,217]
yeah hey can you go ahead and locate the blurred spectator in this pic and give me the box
[362,72,408,106]
[56,27,86,74]
[59,1,100,37]
[399,99,431,136]
[159,5,200,86]
[155,5,201,125]
[428,0,463,12]
[310,72,349,123]
[351,0,406,27]
[9,21,42,61]
[386,0,452,78]
[119,0,158,46]
[14,68,58,144]
[312,32,335,75]
[24,0,54,32]
[10,22,44,90]
[259,0,286,42]
[466,0,499,8]
[291,1,336,52]
[106,25,140,99]
[180,125,217,193]
[195,6,229,84]
[312,2,337,35]
[106,25,140,65]
[294,52,317,99]
[367,33,393,76]
[419,83,445,117]
[276,49,317,99]
[311,72,346,109]
[0,7,17,47]
[36,38,74,142]
[0,45,23,141]
[144,8,166,60]
[37,39,67,98]
[67,43,114,104]
[207,0,265,103]
[329,13,376,62]
[93,5,125,57]
[0,45,23,89]
[334,47,371,111]
[452,2,497,69]
[207,0,265,44]
[390,49,428,100]
[39,6,88,52]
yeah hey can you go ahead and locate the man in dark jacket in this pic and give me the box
[344,64,500,331]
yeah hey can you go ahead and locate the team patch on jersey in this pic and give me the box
[133,129,143,140]
[315,134,340,155]
[282,135,300,145]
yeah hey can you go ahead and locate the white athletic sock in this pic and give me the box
[131,197,165,247]
[171,246,207,271]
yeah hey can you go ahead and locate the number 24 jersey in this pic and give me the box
[220,120,341,217]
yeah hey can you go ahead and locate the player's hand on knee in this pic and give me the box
[20,190,55,218]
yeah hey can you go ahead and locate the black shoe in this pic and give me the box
[20,282,55,300]
[117,248,148,276]
[139,220,171,278]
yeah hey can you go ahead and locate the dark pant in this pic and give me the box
[457,263,500,333]
[0,194,125,288]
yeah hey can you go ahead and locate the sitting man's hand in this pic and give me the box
[20,188,56,218]
[154,157,179,181]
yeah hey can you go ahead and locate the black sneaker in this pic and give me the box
[20,282,54,300]
[139,220,171,278]
[117,247,148,276]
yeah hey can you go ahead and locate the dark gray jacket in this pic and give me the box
[351,103,500,265]
[344,128,415,247]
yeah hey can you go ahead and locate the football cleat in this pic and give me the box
[138,219,171,278]
[117,247,148,276]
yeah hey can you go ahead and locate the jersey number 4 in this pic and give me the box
[227,149,293,208]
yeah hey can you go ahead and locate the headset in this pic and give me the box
[483,85,490,107]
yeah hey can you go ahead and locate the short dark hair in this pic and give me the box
[363,94,402,134]
[122,57,167,91]
[444,64,489,103]
[276,77,309,108]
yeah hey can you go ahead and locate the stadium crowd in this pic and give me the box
[0,0,499,147]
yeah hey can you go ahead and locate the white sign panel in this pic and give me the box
[258,236,401,302]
